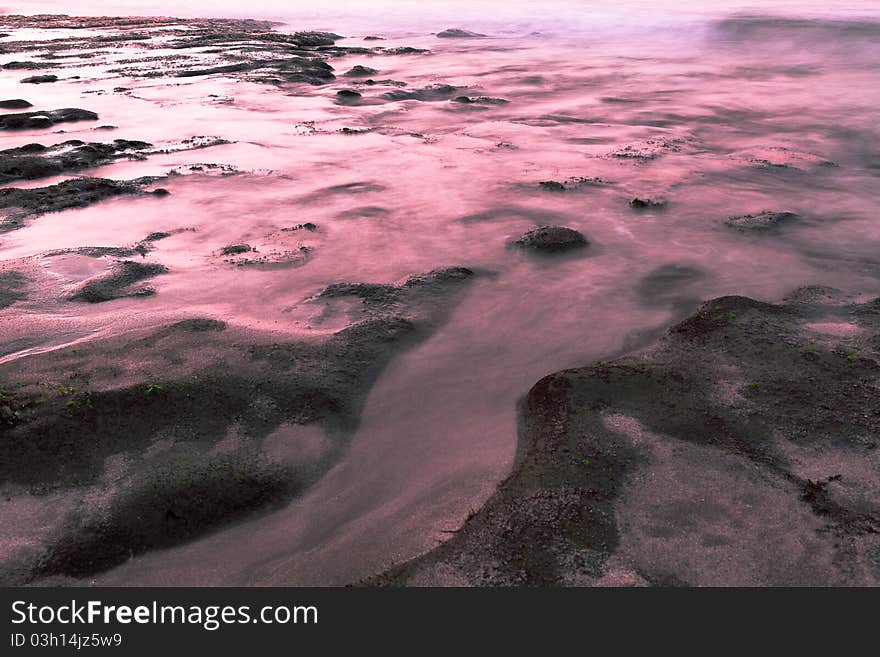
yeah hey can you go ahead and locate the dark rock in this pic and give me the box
[0,177,143,231]
[375,290,880,586]
[436,28,487,38]
[0,99,33,109]
[291,31,342,47]
[630,197,667,210]
[514,225,589,253]
[68,261,168,303]
[0,271,27,309]
[0,264,475,583]
[0,108,98,131]
[3,61,56,70]
[726,210,799,231]
[0,139,150,184]
[221,244,252,256]
[453,95,508,105]
[20,74,58,84]
[151,188,170,197]
[383,84,460,102]
[539,181,566,192]
[344,65,379,77]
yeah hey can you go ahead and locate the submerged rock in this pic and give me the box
[726,210,799,231]
[513,225,589,253]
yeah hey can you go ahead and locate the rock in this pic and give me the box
[291,31,342,47]
[3,61,56,70]
[0,177,144,231]
[68,261,168,303]
[221,244,252,255]
[436,28,487,38]
[20,74,58,84]
[630,197,667,210]
[344,65,379,77]
[0,265,475,583]
[0,139,151,184]
[453,95,508,105]
[539,181,566,192]
[0,108,98,131]
[513,225,589,253]
[151,188,170,197]
[0,271,28,309]
[383,84,461,102]
[375,290,880,586]
[725,210,799,231]
[0,99,33,109]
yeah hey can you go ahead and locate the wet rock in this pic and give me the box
[0,266,475,583]
[539,181,566,192]
[335,89,362,105]
[726,210,799,231]
[0,99,33,109]
[380,46,429,55]
[20,74,58,84]
[0,139,151,184]
[3,61,56,70]
[282,222,317,232]
[630,197,667,210]
[453,95,508,105]
[363,36,385,41]
[436,28,487,38]
[0,177,144,231]
[46,246,141,259]
[0,108,98,131]
[375,290,880,586]
[171,318,227,332]
[291,31,342,47]
[0,271,28,310]
[344,65,378,77]
[514,225,589,253]
[175,62,264,77]
[221,244,253,255]
[144,231,171,241]
[68,261,168,303]
[383,84,461,102]
[151,188,170,197]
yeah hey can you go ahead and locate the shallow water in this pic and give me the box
[1,2,879,583]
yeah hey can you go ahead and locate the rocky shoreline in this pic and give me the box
[1,12,878,586]
[372,290,880,585]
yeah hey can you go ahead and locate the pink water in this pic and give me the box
[1,2,879,584]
